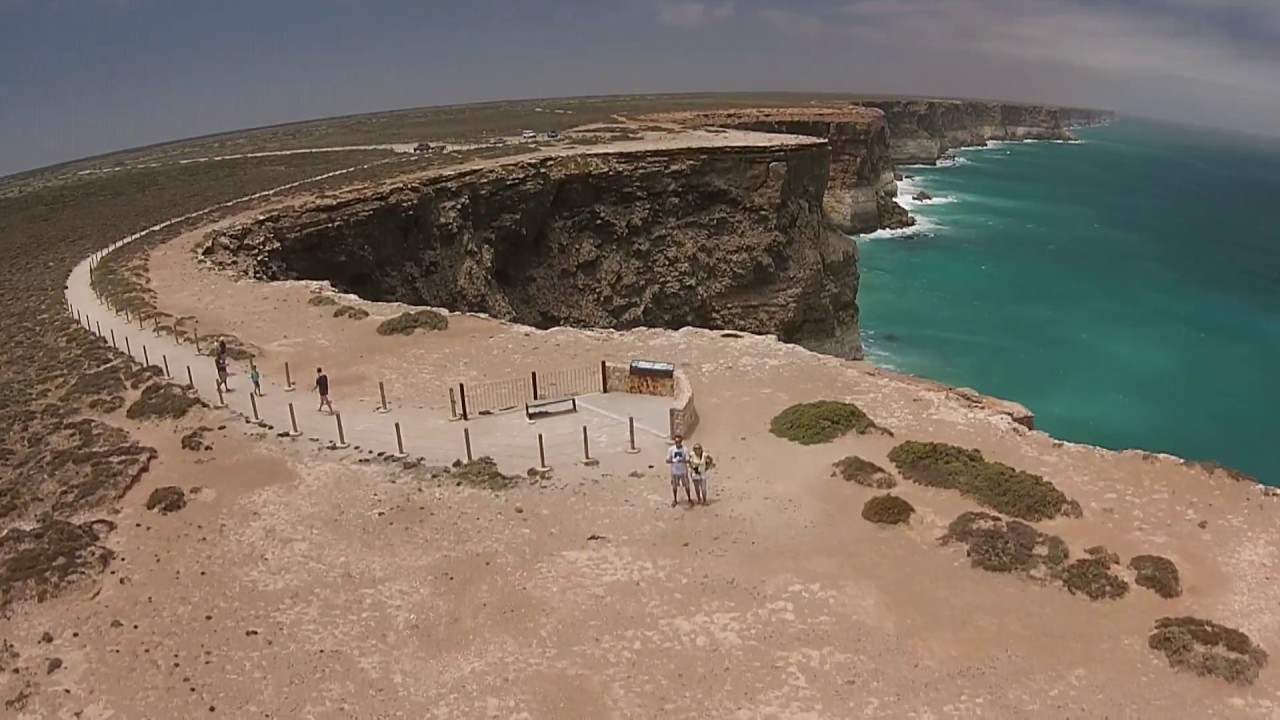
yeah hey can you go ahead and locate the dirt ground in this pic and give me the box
[4,188,1280,719]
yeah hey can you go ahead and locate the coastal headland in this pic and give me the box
[8,94,1279,719]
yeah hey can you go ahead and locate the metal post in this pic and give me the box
[531,371,539,400]
[288,403,301,437]
[153,317,160,335]
[582,425,591,461]
[377,381,390,413]
[458,383,469,421]
[143,345,150,367]
[449,387,458,419]
[125,336,131,357]
[464,427,473,462]
[537,433,548,470]
[600,360,608,393]
[394,422,406,458]
[109,328,116,348]
[250,392,261,423]
[96,320,103,337]
[335,413,349,448]
[75,309,81,323]
[284,362,295,392]
[138,314,144,330]
[627,416,640,454]
[124,307,130,322]
[186,365,194,388]
[193,329,200,353]
[163,355,171,378]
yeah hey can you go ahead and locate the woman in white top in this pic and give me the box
[689,443,714,505]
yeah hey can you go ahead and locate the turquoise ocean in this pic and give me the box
[856,119,1280,483]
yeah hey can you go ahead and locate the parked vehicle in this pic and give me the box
[488,137,507,146]
[413,142,433,153]
[545,130,560,139]
[521,130,537,140]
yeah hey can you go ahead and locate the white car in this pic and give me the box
[521,130,537,140]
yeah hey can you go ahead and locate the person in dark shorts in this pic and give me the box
[314,367,333,413]
[215,353,230,392]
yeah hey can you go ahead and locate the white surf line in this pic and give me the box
[62,160,665,473]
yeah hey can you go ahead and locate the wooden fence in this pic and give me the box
[454,361,607,419]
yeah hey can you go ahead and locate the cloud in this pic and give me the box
[657,1,735,28]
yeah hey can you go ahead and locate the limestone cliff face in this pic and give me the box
[645,109,902,235]
[855,100,1115,165]
[204,142,865,359]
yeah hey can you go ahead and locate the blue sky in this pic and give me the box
[2,0,1278,176]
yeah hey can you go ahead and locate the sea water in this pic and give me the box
[856,119,1280,483]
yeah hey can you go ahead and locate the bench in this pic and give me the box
[525,396,578,420]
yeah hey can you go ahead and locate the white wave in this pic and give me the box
[935,155,971,168]
[896,177,955,210]
[853,214,943,241]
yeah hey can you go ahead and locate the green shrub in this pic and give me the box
[376,310,448,336]
[861,494,913,525]
[1061,557,1129,600]
[888,440,1079,521]
[1130,555,1182,599]
[941,511,1069,578]
[769,401,889,445]
[834,456,896,488]
[307,295,338,306]
[1149,617,1268,685]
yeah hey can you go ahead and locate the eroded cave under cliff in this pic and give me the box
[206,148,865,358]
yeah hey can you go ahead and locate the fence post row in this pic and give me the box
[530,371,539,401]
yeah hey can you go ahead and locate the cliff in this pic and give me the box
[203,136,866,359]
[645,108,908,235]
[854,99,1115,165]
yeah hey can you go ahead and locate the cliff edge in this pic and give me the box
[203,132,866,359]
[855,99,1115,165]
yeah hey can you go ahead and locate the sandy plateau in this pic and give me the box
[5,126,1280,720]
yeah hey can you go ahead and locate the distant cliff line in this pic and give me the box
[649,100,1113,235]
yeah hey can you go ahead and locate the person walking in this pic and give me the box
[666,435,693,508]
[214,353,230,392]
[689,443,714,505]
[250,363,262,396]
[314,367,333,413]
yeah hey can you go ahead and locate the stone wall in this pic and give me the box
[604,361,698,440]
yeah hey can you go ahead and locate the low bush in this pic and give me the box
[1130,554,1182,599]
[888,440,1080,521]
[376,310,448,336]
[769,401,889,445]
[1149,617,1268,685]
[1061,557,1129,600]
[861,494,913,525]
[833,456,896,488]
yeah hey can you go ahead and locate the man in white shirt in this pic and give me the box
[666,435,693,507]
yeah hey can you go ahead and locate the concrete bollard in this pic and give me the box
[287,403,301,437]
[284,362,296,392]
[250,392,264,425]
[536,433,550,472]
[464,427,473,462]
[626,416,640,454]
[394,421,407,458]
[334,413,350,449]
[377,381,390,414]
[163,354,171,378]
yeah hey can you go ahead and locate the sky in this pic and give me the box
[1,0,1278,176]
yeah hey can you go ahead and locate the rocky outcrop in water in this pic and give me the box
[854,100,1114,165]
[204,139,866,359]
[647,108,903,235]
